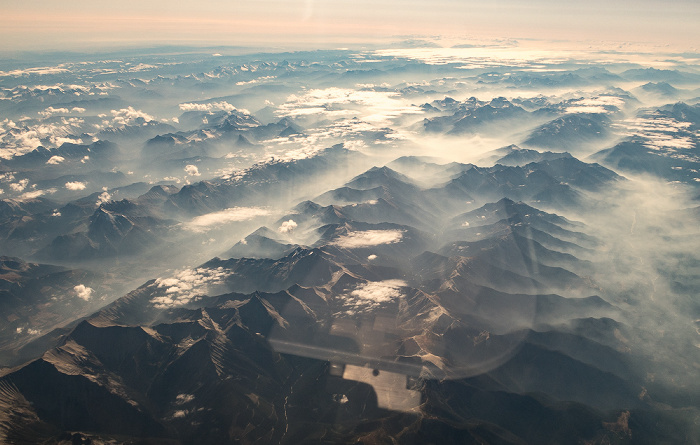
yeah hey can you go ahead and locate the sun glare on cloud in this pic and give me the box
[331,229,404,248]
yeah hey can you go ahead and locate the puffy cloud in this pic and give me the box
[46,155,65,164]
[151,267,229,308]
[10,179,28,192]
[74,284,93,301]
[367,254,377,261]
[338,280,407,315]
[184,207,272,232]
[96,191,111,205]
[38,107,70,117]
[184,164,200,176]
[350,280,405,303]
[331,230,404,248]
[278,219,298,233]
[65,181,86,190]
[178,101,248,113]
[110,106,154,126]
[0,117,87,158]
[38,106,86,118]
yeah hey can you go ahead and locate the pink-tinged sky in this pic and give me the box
[1,0,698,51]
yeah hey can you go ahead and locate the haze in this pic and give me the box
[2,0,699,52]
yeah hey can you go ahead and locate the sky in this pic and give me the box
[1,0,699,52]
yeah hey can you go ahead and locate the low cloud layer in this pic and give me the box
[339,279,407,315]
[331,229,404,248]
[184,207,272,232]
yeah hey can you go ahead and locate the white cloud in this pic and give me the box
[151,267,229,308]
[373,47,579,69]
[65,181,86,191]
[235,76,276,86]
[46,155,65,164]
[276,87,423,125]
[21,190,48,199]
[184,207,272,232]
[577,96,625,107]
[184,164,200,176]
[564,106,610,114]
[96,191,111,205]
[278,219,298,233]
[38,106,86,118]
[74,284,93,301]
[110,106,154,126]
[350,280,405,303]
[178,101,248,114]
[617,114,697,152]
[38,107,70,117]
[10,179,28,192]
[331,230,404,248]
[564,96,627,114]
[0,65,70,77]
[367,254,377,261]
[0,116,88,158]
[338,280,407,315]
